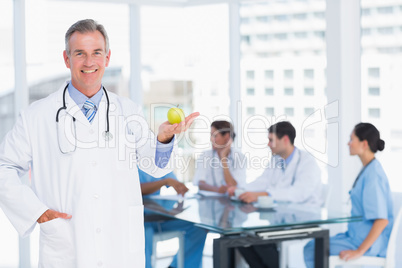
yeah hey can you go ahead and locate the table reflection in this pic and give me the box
[143,195,357,234]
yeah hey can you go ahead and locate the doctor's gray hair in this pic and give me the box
[65,19,110,56]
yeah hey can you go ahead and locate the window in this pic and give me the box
[142,4,231,185]
[293,13,307,20]
[284,87,294,95]
[241,35,250,45]
[377,47,402,54]
[314,31,325,39]
[284,69,293,79]
[378,27,394,35]
[304,87,314,96]
[361,1,402,190]
[274,33,288,40]
[265,87,274,95]
[256,34,270,41]
[295,32,308,39]
[361,28,371,36]
[247,107,255,116]
[211,87,218,96]
[368,67,380,78]
[304,107,315,116]
[368,108,380,118]
[391,130,402,139]
[265,107,274,116]
[313,12,325,19]
[304,129,315,138]
[361,8,371,16]
[368,87,380,96]
[247,87,255,95]
[240,1,328,180]
[377,6,393,14]
[284,107,294,116]
[246,70,255,79]
[274,15,289,22]
[265,70,274,79]
[257,53,269,58]
[304,69,314,79]
[0,3,17,265]
[256,16,270,23]
[241,17,250,24]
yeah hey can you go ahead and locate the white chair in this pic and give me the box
[321,183,332,208]
[280,184,331,268]
[329,192,402,268]
[151,230,185,268]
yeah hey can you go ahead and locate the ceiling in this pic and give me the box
[50,0,261,7]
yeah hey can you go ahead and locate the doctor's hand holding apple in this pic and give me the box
[157,106,200,144]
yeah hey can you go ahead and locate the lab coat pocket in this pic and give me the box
[128,205,145,253]
[39,218,75,266]
[39,218,60,235]
[117,134,137,170]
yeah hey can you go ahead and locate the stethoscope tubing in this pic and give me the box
[56,83,111,153]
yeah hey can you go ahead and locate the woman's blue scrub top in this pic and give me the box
[347,159,394,257]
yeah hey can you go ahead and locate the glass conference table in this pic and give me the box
[143,195,361,268]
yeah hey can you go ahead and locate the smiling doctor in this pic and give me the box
[0,19,199,268]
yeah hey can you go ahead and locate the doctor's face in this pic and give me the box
[348,131,365,156]
[63,30,111,97]
[268,133,286,155]
[210,127,230,150]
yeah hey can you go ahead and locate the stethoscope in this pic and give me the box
[289,149,302,186]
[56,84,113,154]
[272,148,301,186]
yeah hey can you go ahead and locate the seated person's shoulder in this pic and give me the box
[196,150,213,159]
[231,147,246,157]
[299,149,318,163]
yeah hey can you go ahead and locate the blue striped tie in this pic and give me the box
[83,99,96,123]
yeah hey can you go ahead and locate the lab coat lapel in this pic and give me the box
[65,93,91,126]
[55,82,91,127]
[283,149,300,184]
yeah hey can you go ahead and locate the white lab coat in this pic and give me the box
[245,148,322,206]
[0,82,175,268]
[193,148,247,188]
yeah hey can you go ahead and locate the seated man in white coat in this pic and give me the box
[0,19,198,268]
[228,121,322,268]
[193,120,247,193]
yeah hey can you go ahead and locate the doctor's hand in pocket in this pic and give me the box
[37,209,72,223]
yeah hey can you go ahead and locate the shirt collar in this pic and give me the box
[67,81,104,109]
[285,146,297,166]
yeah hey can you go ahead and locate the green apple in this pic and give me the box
[167,107,185,124]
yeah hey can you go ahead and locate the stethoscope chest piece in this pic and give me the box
[57,84,113,153]
[103,131,113,141]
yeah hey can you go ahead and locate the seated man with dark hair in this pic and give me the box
[228,121,323,268]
